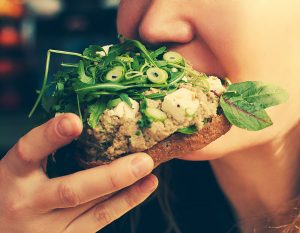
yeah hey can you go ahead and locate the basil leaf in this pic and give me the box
[177,125,198,134]
[120,93,133,108]
[87,100,107,129]
[220,81,288,131]
[220,96,273,131]
[223,81,289,111]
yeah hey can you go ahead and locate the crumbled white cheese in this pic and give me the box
[108,98,139,119]
[181,76,188,82]
[162,88,199,122]
[171,68,178,73]
[207,76,225,94]
[96,45,112,57]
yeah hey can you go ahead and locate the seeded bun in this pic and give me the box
[76,114,231,168]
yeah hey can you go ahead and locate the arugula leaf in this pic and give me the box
[220,81,288,131]
[124,39,157,67]
[31,38,288,134]
[150,46,167,59]
[83,45,104,59]
[156,60,168,67]
[132,58,140,70]
[120,93,133,108]
[78,60,94,84]
[177,125,198,134]
[87,100,107,129]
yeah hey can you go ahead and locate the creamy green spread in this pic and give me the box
[79,76,225,162]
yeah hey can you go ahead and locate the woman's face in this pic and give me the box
[117,0,300,160]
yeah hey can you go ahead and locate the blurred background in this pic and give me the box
[0,0,119,156]
[0,2,238,232]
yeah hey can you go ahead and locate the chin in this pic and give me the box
[178,127,271,161]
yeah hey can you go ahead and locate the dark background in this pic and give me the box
[0,0,119,156]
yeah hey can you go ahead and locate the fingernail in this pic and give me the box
[139,176,158,193]
[131,154,153,177]
[57,118,75,137]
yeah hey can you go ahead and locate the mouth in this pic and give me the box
[167,42,227,78]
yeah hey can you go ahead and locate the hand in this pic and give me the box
[0,113,157,233]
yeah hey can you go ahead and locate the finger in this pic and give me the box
[35,153,154,210]
[64,174,158,233]
[56,194,113,222]
[3,113,82,176]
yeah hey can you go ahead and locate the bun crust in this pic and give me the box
[76,115,231,168]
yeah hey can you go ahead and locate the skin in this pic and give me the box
[0,113,157,233]
[1,1,300,232]
[117,0,300,231]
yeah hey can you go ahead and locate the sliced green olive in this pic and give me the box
[163,51,183,64]
[105,66,124,82]
[145,108,167,121]
[107,98,122,109]
[146,67,168,84]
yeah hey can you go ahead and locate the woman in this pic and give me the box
[1,0,300,232]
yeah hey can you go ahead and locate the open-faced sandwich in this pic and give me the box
[29,37,288,167]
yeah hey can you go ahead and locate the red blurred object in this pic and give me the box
[0,26,21,47]
[0,60,14,75]
[0,89,21,109]
[0,0,23,18]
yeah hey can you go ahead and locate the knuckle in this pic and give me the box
[93,204,115,226]
[106,164,122,190]
[14,138,31,163]
[109,174,121,190]
[123,191,139,208]
[57,182,80,207]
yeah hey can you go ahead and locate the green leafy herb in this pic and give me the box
[177,125,198,134]
[220,81,288,131]
[150,46,167,59]
[138,99,152,129]
[78,60,94,84]
[29,37,288,134]
[120,93,133,108]
[87,100,107,129]
[83,45,104,60]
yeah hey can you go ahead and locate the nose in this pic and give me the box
[138,1,194,45]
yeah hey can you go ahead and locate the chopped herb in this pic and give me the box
[138,99,152,129]
[177,125,198,135]
[120,93,133,108]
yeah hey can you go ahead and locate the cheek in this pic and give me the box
[117,0,150,38]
